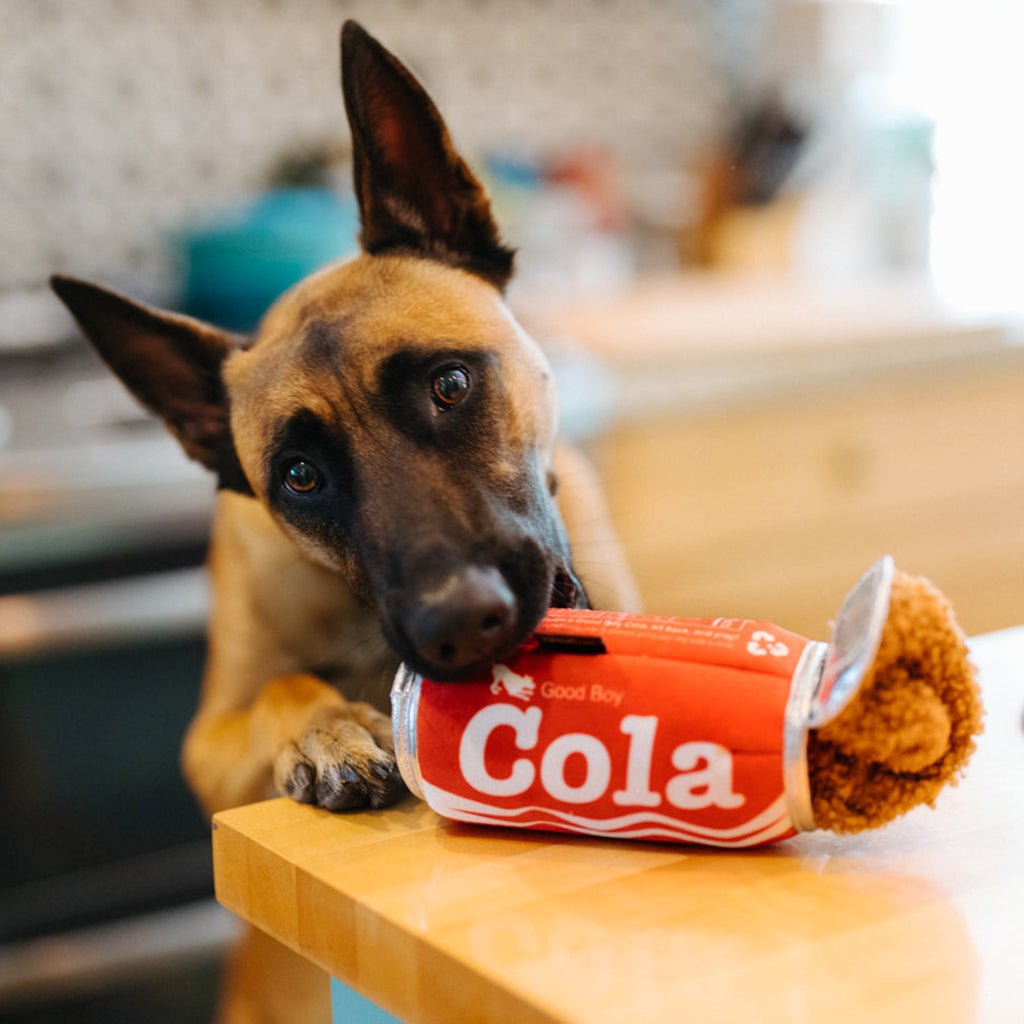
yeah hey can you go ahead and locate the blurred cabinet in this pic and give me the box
[552,277,1024,636]
[597,350,1024,636]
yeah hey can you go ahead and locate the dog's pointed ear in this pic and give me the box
[50,275,249,486]
[341,20,514,290]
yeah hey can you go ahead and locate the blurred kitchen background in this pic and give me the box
[2,1,1022,1021]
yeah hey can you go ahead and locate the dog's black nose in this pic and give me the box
[407,565,518,675]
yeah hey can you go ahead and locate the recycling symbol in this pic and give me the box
[746,630,789,658]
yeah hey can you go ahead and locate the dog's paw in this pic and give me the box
[273,708,405,811]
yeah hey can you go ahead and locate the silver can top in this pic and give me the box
[391,663,426,799]
[811,555,894,728]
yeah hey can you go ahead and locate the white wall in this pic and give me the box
[1,0,767,298]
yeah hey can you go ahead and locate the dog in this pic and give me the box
[52,21,637,1023]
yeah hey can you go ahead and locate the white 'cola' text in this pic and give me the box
[458,705,746,809]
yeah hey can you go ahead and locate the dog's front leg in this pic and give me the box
[266,680,403,811]
[180,492,405,817]
[183,675,403,815]
[554,442,642,614]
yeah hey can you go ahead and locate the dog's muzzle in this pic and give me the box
[404,564,519,675]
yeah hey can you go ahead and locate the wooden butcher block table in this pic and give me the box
[212,627,1024,1023]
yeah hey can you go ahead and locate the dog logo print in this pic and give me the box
[491,664,537,701]
[746,630,790,658]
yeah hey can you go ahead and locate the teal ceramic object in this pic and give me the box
[178,187,359,331]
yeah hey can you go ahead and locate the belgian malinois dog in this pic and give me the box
[52,21,636,1022]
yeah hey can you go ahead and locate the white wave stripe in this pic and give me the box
[421,782,792,841]
[443,806,795,847]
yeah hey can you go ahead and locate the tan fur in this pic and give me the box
[181,254,633,817]
[808,571,984,833]
[52,24,638,1022]
[181,490,391,814]
[229,255,557,473]
[551,442,642,615]
[177,266,634,1024]
[176,259,637,1023]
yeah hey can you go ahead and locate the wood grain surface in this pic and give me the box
[213,628,1024,1024]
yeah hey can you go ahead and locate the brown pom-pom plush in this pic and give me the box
[807,571,983,833]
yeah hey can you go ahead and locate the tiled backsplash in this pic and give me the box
[3,0,767,298]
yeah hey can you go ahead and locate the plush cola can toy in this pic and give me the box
[391,558,983,847]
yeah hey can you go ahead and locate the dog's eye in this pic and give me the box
[432,365,470,409]
[282,458,321,494]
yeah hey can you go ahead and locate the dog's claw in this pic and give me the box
[274,711,407,813]
[368,762,406,809]
[285,761,316,803]
[317,768,370,812]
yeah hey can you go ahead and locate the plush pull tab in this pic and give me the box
[533,633,607,656]
[810,556,895,727]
